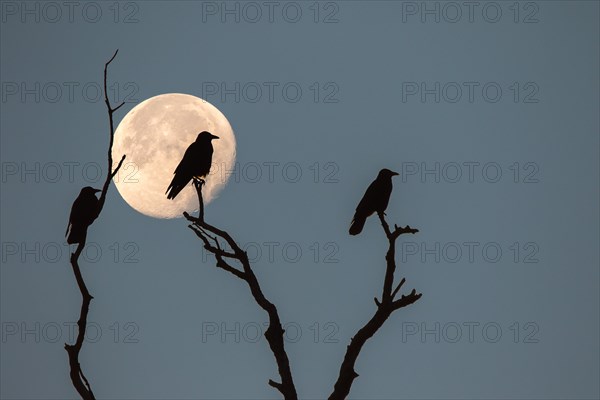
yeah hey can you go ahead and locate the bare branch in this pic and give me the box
[392,224,419,239]
[64,241,96,400]
[215,256,247,280]
[329,213,421,400]
[378,212,419,240]
[96,50,126,218]
[185,184,298,400]
[105,49,119,66]
[268,379,284,391]
[392,290,422,311]
[109,155,126,179]
[391,277,406,300]
[188,225,246,280]
[65,50,127,400]
[112,101,126,113]
[188,225,237,259]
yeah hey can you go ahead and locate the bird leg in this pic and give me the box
[192,178,205,222]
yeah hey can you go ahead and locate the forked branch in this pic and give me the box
[328,212,421,400]
[184,180,298,400]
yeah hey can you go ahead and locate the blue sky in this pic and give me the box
[1,1,599,399]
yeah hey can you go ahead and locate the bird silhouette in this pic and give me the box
[166,131,219,200]
[349,168,399,235]
[66,186,101,244]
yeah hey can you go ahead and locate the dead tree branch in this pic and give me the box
[184,180,298,400]
[64,49,126,400]
[328,212,421,400]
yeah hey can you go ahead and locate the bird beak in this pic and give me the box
[391,171,399,176]
[211,134,220,139]
[93,189,101,193]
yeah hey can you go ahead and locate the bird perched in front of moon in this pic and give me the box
[166,131,219,200]
[111,94,236,219]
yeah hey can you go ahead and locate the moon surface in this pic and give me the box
[112,93,236,219]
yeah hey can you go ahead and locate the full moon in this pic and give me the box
[112,93,236,219]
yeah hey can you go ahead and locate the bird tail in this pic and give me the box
[349,214,366,235]
[165,182,183,200]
